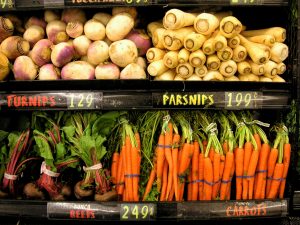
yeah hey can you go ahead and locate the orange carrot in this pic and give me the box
[117,146,125,195]
[279,143,291,198]
[267,163,284,199]
[178,143,192,179]
[156,134,165,192]
[243,142,253,200]
[219,154,225,182]
[160,160,168,201]
[192,141,199,200]
[165,122,173,200]
[212,152,221,200]
[261,177,266,199]
[142,168,156,201]
[131,143,139,201]
[220,151,234,200]
[135,132,142,189]
[111,152,119,185]
[123,188,127,201]
[168,183,175,201]
[254,133,262,152]
[203,157,213,200]
[172,134,181,201]
[266,148,279,196]
[226,158,235,200]
[187,168,192,201]
[209,147,214,163]
[125,136,134,201]
[247,150,259,199]
[235,147,244,200]
[222,141,229,155]
[198,152,204,200]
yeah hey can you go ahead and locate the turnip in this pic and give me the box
[31,39,52,67]
[0,16,14,42]
[38,64,60,80]
[112,7,138,20]
[61,8,86,24]
[44,10,60,23]
[51,42,74,67]
[46,20,68,44]
[73,35,91,56]
[23,182,45,200]
[66,21,83,39]
[0,52,10,81]
[81,55,88,62]
[126,29,151,56]
[23,25,45,47]
[136,57,147,70]
[1,36,30,60]
[87,41,109,66]
[25,17,47,30]
[95,62,120,79]
[104,36,112,46]
[4,14,22,33]
[106,13,134,42]
[84,19,106,41]
[120,63,146,79]
[109,40,138,67]
[13,56,37,80]
[61,61,95,80]
[93,13,112,26]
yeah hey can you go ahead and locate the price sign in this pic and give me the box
[125,0,152,4]
[15,0,43,8]
[120,203,156,221]
[230,0,263,5]
[44,0,64,7]
[65,0,154,6]
[0,0,14,9]
[225,92,262,109]
[67,92,102,110]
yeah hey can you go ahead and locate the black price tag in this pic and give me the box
[230,0,263,5]
[0,0,14,10]
[65,0,154,6]
[67,92,103,110]
[225,92,262,109]
[44,0,64,7]
[120,203,156,221]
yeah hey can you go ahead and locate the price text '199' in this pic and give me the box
[225,92,262,109]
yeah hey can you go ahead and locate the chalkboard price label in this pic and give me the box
[225,92,262,109]
[120,203,156,221]
[67,92,102,110]
[230,0,263,5]
[0,0,14,9]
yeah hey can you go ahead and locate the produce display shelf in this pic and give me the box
[0,199,288,221]
[0,81,292,110]
[293,191,300,213]
[0,0,288,11]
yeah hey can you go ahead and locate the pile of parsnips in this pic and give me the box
[146,9,288,82]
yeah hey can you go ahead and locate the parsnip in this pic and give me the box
[217,46,233,61]
[213,31,227,51]
[163,51,179,68]
[219,60,237,77]
[272,75,285,82]
[247,35,275,47]
[189,50,206,67]
[163,9,197,30]
[154,69,176,81]
[237,61,251,75]
[238,73,259,82]
[248,60,264,75]
[147,59,169,76]
[176,63,194,79]
[186,74,202,81]
[184,32,207,51]
[202,36,215,55]
[146,48,166,62]
[207,54,221,71]
[241,27,286,43]
[270,42,289,63]
[259,76,273,82]
[264,60,278,78]
[219,16,242,38]
[152,28,166,49]
[178,48,190,64]
[147,21,163,37]
[162,27,195,50]
[203,70,224,81]
[195,65,208,78]
[228,36,240,49]
[225,76,239,81]
[277,62,286,75]
[174,74,185,81]
[232,45,247,62]
[194,13,219,36]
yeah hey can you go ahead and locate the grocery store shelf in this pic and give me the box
[0,199,288,221]
[293,191,300,212]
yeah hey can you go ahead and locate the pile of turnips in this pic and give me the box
[0,7,151,81]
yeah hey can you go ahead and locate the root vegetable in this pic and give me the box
[31,39,52,67]
[152,28,166,49]
[232,45,247,62]
[154,69,176,80]
[51,194,66,201]
[136,57,147,69]
[186,74,202,81]
[217,46,233,61]
[213,31,227,51]
[61,61,95,80]
[61,184,72,197]
[277,62,286,75]
[241,27,286,43]
[120,63,146,79]
[4,14,22,33]
[146,48,166,62]
[270,43,289,63]
[25,17,46,30]
[106,13,134,42]
[225,76,239,81]
[163,9,196,30]
[219,16,242,38]
[272,75,285,82]
[195,65,208,77]
[38,64,60,80]
[51,42,74,67]
[23,25,45,47]
[87,41,109,66]
[264,60,278,78]
[184,32,207,51]
[0,52,10,81]
[176,63,194,79]
[73,35,91,56]
[66,21,83,39]
[147,22,163,37]
[219,60,237,77]
[95,190,118,202]
[189,50,206,67]
[74,181,93,199]
[126,29,151,56]
[203,70,224,81]
[174,75,185,80]
[93,13,112,26]
[81,55,88,62]
[228,36,240,49]
[237,61,251,75]
[238,73,259,81]
[249,60,264,75]
[178,48,190,64]
[46,20,68,44]
[163,51,179,68]
[247,35,275,47]
[194,13,219,35]
[202,36,215,55]
[109,40,138,67]
[207,54,221,71]
[61,9,86,24]
[0,17,14,43]
[23,183,45,200]
[148,59,168,76]
[162,27,195,50]
[259,76,272,82]
[84,19,106,41]
[0,190,8,199]
[13,56,37,80]
[44,10,60,23]
[1,36,30,60]
[112,7,137,20]
[95,62,120,79]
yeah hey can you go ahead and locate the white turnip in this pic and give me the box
[95,62,120,79]
[84,19,106,41]
[46,20,68,44]
[106,13,134,42]
[1,36,30,60]
[25,17,46,30]
[73,35,91,56]
[120,63,146,79]
[51,42,74,67]
[61,9,86,24]
[38,64,60,80]
[112,7,137,19]
[0,16,14,42]
[31,39,52,67]
[61,61,95,80]
[66,21,83,39]
[126,29,151,56]
[23,25,45,47]
[13,56,37,80]
[87,41,109,66]
[93,13,112,26]
[44,10,60,23]
[0,52,10,81]
[109,40,138,67]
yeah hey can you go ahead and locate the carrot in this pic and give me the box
[142,168,156,201]
[222,141,229,155]
[160,160,168,201]
[235,147,244,200]
[267,163,284,199]
[178,143,192,179]
[165,122,173,200]
[156,134,165,192]
[125,136,134,201]
[247,150,259,199]
[123,188,127,201]
[203,157,213,200]
[212,152,221,199]
[220,151,234,200]
[254,143,270,199]
[226,158,235,200]
[111,152,119,185]
[131,142,139,201]
[135,132,142,185]
[172,134,180,201]
[242,142,252,200]
[266,148,279,196]
[168,183,175,201]
[187,168,192,201]
[191,141,199,200]
[117,146,125,196]
[279,143,291,198]
[261,177,266,199]
[218,154,225,193]
[198,152,204,200]
[209,147,214,163]
[254,133,262,152]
